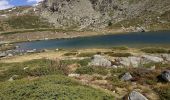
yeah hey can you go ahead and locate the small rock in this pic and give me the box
[161,70,170,82]
[128,91,148,100]
[121,72,133,81]
[8,75,19,81]
[68,73,80,77]
[23,67,29,70]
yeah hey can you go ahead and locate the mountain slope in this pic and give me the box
[0,0,170,32]
[38,0,170,31]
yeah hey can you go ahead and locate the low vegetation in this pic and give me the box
[141,47,169,53]
[107,52,132,57]
[0,75,114,100]
[112,46,129,50]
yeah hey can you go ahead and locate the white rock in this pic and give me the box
[141,55,164,63]
[68,73,80,77]
[90,55,112,67]
[128,91,148,100]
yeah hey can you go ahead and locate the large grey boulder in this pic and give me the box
[128,91,148,100]
[141,55,164,64]
[161,70,170,82]
[117,57,141,67]
[0,52,6,58]
[90,55,112,67]
[121,72,133,81]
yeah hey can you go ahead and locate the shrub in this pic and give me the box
[0,75,114,100]
[108,53,132,57]
[63,52,77,56]
[141,47,168,53]
[112,46,129,50]
[75,66,94,75]
[77,52,97,57]
[154,85,170,100]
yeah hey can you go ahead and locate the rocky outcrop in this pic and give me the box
[90,55,112,67]
[128,91,148,100]
[141,55,164,64]
[161,70,170,82]
[38,0,170,30]
[116,57,141,67]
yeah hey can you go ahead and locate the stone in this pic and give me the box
[116,57,141,67]
[141,55,164,64]
[161,54,170,62]
[90,55,112,67]
[8,75,19,81]
[161,70,170,82]
[68,73,80,78]
[121,72,133,81]
[128,91,148,100]
[0,52,6,58]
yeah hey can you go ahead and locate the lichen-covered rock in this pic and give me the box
[161,70,170,82]
[141,55,164,64]
[161,54,170,62]
[121,72,133,81]
[116,57,141,67]
[90,55,112,67]
[128,91,148,100]
[38,0,170,30]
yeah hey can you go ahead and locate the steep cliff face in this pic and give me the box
[38,0,170,30]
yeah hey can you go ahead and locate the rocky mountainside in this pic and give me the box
[0,0,170,32]
[38,0,170,31]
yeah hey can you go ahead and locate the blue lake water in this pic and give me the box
[16,31,170,50]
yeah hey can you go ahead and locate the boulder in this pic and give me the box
[121,72,133,81]
[128,91,148,100]
[161,70,170,82]
[141,55,164,64]
[90,55,112,67]
[116,57,141,67]
[0,52,6,58]
[161,54,170,62]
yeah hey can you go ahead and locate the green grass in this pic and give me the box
[76,66,109,75]
[0,28,79,35]
[5,15,52,29]
[0,59,65,82]
[77,52,97,57]
[141,47,169,53]
[0,75,114,100]
[154,85,170,100]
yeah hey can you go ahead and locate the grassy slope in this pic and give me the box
[0,59,114,100]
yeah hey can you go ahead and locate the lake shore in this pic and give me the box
[0,28,125,44]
